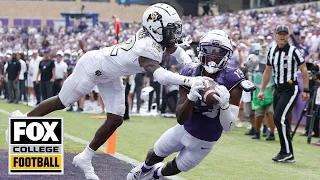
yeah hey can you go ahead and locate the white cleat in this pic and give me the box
[142,162,164,180]
[5,128,9,144]
[12,110,26,117]
[72,153,100,180]
[5,110,27,144]
[127,164,152,180]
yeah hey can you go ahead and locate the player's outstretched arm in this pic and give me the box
[138,56,203,87]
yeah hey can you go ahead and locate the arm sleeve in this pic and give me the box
[153,67,186,86]
[219,104,239,132]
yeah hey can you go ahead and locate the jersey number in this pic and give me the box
[110,36,136,56]
[200,101,219,119]
[234,69,244,79]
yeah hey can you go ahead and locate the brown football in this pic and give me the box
[201,79,219,106]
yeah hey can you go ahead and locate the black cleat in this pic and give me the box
[266,133,275,141]
[252,133,260,139]
[245,128,256,135]
[272,153,292,162]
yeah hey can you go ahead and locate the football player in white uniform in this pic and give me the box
[5,3,209,180]
[126,30,255,180]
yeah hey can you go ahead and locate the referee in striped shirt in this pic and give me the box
[258,25,310,163]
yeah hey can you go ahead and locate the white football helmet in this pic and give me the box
[142,3,182,47]
[198,30,233,74]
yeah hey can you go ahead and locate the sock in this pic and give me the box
[82,146,96,159]
[153,166,163,179]
[269,132,274,136]
[141,162,153,173]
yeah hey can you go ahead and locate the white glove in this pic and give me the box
[177,35,192,47]
[187,79,204,102]
[213,85,230,109]
[184,76,212,87]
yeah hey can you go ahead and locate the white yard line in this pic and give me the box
[0,108,185,180]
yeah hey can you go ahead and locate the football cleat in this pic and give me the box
[127,163,153,180]
[72,153,100,180]
[5,110,27,144]
[143,162,164,180]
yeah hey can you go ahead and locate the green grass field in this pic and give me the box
[0,99,319,180]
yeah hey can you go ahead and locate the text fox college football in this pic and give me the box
[8,117,64,175]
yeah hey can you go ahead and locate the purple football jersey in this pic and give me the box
[180,65,245,141]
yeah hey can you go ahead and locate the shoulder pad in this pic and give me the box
[239,80,256,92]
[216,68,245,90]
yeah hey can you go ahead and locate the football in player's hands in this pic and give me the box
[200,79,219,106]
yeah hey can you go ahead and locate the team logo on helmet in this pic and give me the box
[147,12,162,22]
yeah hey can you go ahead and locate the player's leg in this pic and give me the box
[127,124,185,180]
[73,78,124,180]
[88,77,125,150]
[148,131,217,179]
[144,124,185,165]
[27,51,97,117]
[75,78,125,166]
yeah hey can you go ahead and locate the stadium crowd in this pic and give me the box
[0,2,319,139]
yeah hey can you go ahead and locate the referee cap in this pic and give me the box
[276,25,289,34]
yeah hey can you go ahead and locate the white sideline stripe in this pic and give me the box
[0,108,185,180]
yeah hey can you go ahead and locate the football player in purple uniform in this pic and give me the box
[127,30,255,180]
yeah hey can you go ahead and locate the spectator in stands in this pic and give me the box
[0,53,6,98]
[132,73,144,114]
[53,50,67,96]
[147,73,161,113]
[26,50,34,102]
[124,75,135,120]
[4,52,20,104]
[18,53,27,102]
[29,50,42,105]
[248,47,276,140]
[36,48,55,101]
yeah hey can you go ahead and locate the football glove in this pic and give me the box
[213,85,230,109]
[187,79,204,102]
[184,76,212,87]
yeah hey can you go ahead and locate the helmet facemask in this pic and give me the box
[198,42,231,74]
[162,22,182,47]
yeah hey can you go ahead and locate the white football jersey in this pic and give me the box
[101,28,164,78]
